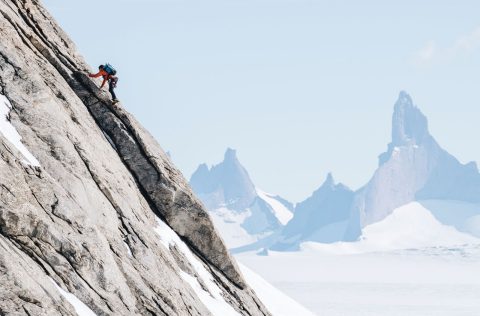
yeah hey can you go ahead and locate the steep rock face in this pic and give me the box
[272,173,354,250]
[345,91,480,240]
[0,1,269,315]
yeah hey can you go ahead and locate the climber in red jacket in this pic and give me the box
[89,64,119,104]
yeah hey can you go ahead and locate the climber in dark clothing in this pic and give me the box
[89,65,119,103]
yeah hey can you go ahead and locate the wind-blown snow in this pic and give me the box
[0,95,40,166]
[49,278,97,316]
[257,189,293,225]
[153,217,241,316]
[302,202,480,254]
[239,263,315,316]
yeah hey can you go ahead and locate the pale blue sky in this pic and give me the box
[43,0,480,202]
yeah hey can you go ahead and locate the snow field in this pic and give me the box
[238,250,480,316]
[239,263,316,316]
[237,201,480,315]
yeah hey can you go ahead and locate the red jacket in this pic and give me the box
[89,69,111,88]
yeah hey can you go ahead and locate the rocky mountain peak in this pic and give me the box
[391,91,430,146]
[224,147,238,162]
[191,148,257,210]
[272,173,354,249]
[315,172,352,194]
[321,172,335,188]
[379,91,433,165]
[345,91,480,241]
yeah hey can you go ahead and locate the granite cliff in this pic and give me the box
[0,1,270,315]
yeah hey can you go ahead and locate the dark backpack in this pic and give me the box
[104,63,117,76]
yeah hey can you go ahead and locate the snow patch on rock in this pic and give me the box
[154,217,241,316]
[49,278,97,316]
[257,189,293,225]
[0,95,39,166]
[123,241,133,257]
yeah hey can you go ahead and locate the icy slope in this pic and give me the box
[304,201,480,254]
[239,264,316,316]
[419,199,480,237]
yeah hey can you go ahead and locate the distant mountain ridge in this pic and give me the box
[345,91,480,240]
[271,173,354,250]
[191,148,257,211]
[190,149,294,248]
[191,92,480,251]
[285,91,480,245]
